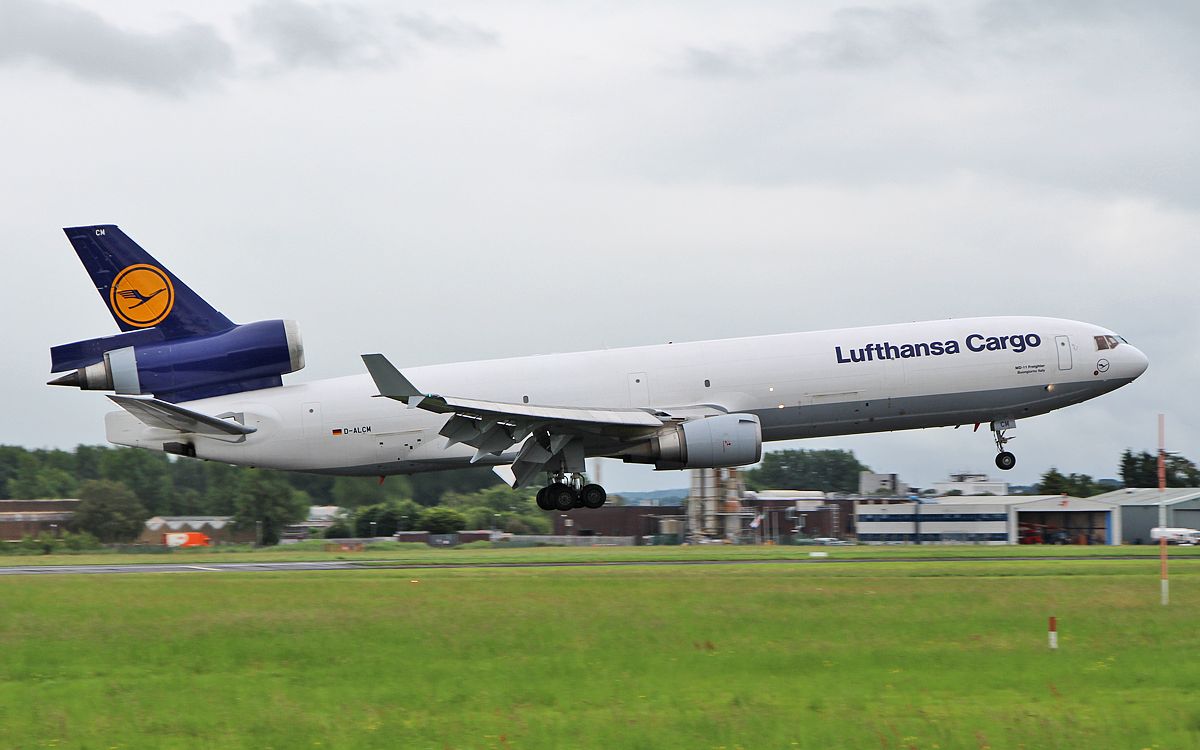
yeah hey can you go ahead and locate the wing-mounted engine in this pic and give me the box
[621,413,763,470]
[49,319,304,403]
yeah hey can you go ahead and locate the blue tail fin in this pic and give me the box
[63,225,234,338]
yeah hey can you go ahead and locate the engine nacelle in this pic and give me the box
[50,319,303,402]
[622,413,763,470]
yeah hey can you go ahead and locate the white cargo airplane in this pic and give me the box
[49,226,1149,511]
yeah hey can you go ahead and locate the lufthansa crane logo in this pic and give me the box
[110,264,174,327]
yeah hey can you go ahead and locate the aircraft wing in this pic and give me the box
[362,353,681,487]
[107,395,257,437]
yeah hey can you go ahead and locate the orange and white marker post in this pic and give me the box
[1161,536,1170,606]
[1159,414,1169,606]
[1048,616,1058,650]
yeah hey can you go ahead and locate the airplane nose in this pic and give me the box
[1128,345,1149,378]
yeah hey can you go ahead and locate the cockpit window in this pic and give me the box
[1095,335,1121,350]
[1095,335,1109,350]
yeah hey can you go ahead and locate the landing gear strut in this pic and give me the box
[992,420,1016,471]
[535,473,608,511]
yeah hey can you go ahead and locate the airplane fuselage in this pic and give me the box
[104,315,1148,476]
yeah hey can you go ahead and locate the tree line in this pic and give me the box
[740,447,1199,499]
[0,444,541,545]
[4,444,1196,545]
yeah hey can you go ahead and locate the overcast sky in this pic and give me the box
[1,0,1196,492]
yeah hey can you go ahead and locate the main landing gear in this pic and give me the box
[535,473,608,511]
[992,420,1017,471]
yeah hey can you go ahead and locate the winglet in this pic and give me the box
[361,354,424,404]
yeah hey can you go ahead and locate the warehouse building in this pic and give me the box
[138,516,257,545]
[0,499,79,541]
[1090,488,1200,545]
[856,495,1120,545]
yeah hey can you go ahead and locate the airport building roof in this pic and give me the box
[1088,488,1200,506]
[869,495,1118,509]
[145,516,232,531]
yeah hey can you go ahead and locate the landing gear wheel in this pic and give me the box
[580,484,607,509]
[535,486,554,511]
[995,451,1016,471]
[549,485,578,512]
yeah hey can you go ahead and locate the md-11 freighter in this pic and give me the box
[49,226,1148,511]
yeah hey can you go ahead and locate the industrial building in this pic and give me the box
[930,472,1010,497]
[858,471,909,497]
[856,495,1121,545]
[137,516,257,545]
[1090,488,1200,544]
[0,499,79,541]
[551,505,685,540]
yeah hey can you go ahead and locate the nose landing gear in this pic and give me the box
[992,420,1016,471]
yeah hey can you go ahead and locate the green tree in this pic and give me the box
[407,468,501,506]
[73,480,148,542]
[74,445,109,481]
[743,449,869,493]
[331,477,387,508]
[201,462,243,515]
[8,462,78,499]
[100,448,171,515]
[232,471,308,546]
[1120,450,1157,488]
[353,499,420,537]
[417,507,466,534]
[1119,449,1200,489]
[1038,468,1069,495]
[0,445,28,498]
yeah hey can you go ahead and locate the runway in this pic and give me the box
[0,554,1190,576]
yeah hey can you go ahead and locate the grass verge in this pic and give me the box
[1,560,1198,748]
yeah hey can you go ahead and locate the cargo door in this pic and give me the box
[1055,335,1073,370]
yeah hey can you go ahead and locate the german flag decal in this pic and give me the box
[331,429,343,436]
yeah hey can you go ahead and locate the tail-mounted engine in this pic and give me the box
[49,319,304,403]
[622,413,762,470]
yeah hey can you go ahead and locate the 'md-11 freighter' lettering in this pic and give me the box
[835,333,1042,364]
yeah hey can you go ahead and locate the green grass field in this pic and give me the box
[2,559,1198,749]
[4,541,1200,567]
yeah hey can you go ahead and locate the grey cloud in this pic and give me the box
[395,13,498,49]
[0,0,233,95]
[243,1,497,70]
[683,6,949,78]
[658,2,1200,208]
[243,0,393,68]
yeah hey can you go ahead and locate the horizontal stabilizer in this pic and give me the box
[107,395,257,436]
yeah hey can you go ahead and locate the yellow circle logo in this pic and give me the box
[110,264,175,328]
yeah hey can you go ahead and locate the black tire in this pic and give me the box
[535,486,554,511]
[995,451,1016,471]
[550,485,578,512]
[580,484,607,509]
